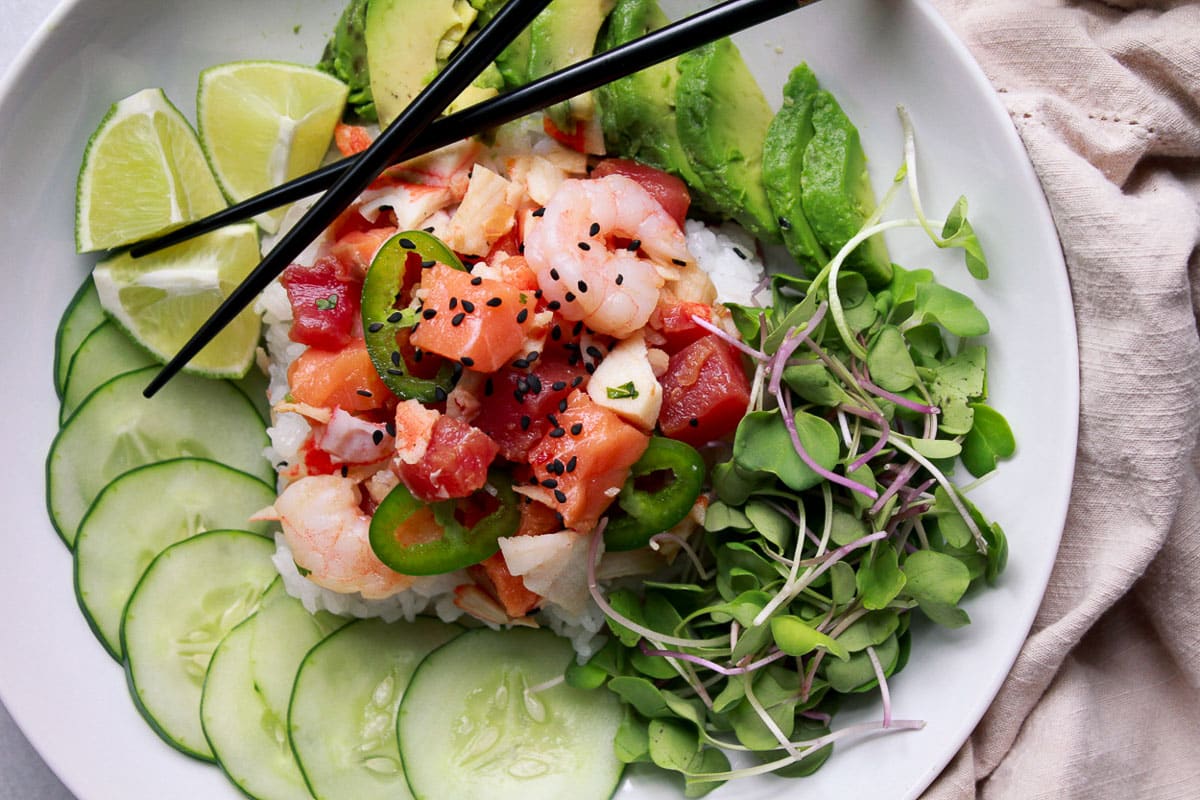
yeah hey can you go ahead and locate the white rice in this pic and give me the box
[686,219,770,307]
[252,170,761,660]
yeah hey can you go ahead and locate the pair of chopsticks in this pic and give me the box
[142,0,818,397]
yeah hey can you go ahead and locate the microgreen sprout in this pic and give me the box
[578,111,1011,797]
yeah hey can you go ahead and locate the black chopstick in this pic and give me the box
[131,0,814,259]
[142,0,554,397]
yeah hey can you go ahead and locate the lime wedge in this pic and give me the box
[92,223,262,378]
[76,88,226,253]
[197,61,348,233]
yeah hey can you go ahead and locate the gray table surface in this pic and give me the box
[1,3,79,797]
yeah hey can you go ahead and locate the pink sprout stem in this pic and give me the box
[854,366,940,416]
[639,641,788,677]
[840,404,892,472]
[690,315,766,361]
[778,388,878,499]
[866,645,892,728]
[870,458,922,515]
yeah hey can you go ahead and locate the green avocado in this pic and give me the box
[762,63,828,274]
[595,0,710,201]
[317,0,375,121]
[676,39,782,244]
[527,0,616,133]
[366,0,493,126]
[800,89,892,287]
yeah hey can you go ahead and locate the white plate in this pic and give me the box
[0,1,1076,798]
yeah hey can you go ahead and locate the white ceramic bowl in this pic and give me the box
[0,1,1076,798]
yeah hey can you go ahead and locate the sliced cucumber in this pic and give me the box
[398,627,625,800]
[289,618,461,800]
[46,365,272,546]
[202,583,346,800]
[74,457,277,660]
[121,530,278,761]
[60,319,157,423]
[53,274,106,397]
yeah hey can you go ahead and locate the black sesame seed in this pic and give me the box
[554,489,568,503]
[566,456,577,472]
[571,376,584,387]
[542,478,559,489]
[461,356,475,367]
[733,246,747,260]
[572,321,584,336]
[627,239,641,251]
[551,380,567,391]
[527,375,543,394]
[391,350,401,367]
[470,276,483,286]
[534,289,544,299]
[672,258,687,266]
[421,259,437,269]
[341,465,349,477]
[558,399,569,413]
[414,349,424,362]
[520,415,531,430]
[516,308,529,324]
[578,242,591,251]
[433,387,448,402]
[550,268,560,281]
[449,297,458,310]
[513,358,530,369]
[423,226,435,233]
[565,291,576,303]
[386,422,396,437]
[585,362,596,375]
[555,512,565,525]
[451,312,466,326]
[276,460,289,468]
[387,368,405,376]
[387,311,403,323]
[399,237,415,249]
[586,345,603,359]
[372,430,384,445]
[577,280,588,293]
[532,207,546,217]
[547,413,559,427]
[589,222,601,236]
[527,351,539,363]
[570,423,583,435]
[549,427,566,438]
[486,297,502,307]
[550,325,562,341]
[689,417,700,427]
[367,321,384,333]
[615,273,624,286]
[547,300,561,311]
[422,308,437,320]
[461,299,476,313]
[356,389,373,398]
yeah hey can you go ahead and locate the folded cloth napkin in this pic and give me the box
[922,1,1200,797]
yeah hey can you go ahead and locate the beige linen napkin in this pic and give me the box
[921,1,1200,797]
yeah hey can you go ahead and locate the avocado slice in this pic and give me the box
[527,0,616,134]
[595,0,711,198]
[800,89,892,287]
[366,0,492,126]
[762,64,828,274]
[318,0,375,121]
[676,39,782,244]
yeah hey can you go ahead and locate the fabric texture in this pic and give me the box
[923,1,1200,797]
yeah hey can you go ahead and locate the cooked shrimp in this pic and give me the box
[268,474,413,599]
[523,174,693,338]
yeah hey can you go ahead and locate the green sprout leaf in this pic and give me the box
[940,196,989,279]
[770,615,850,660]
[856,542,907,610]
[911,283,989,338]
[961,403,1016,477]
[867,325,918,391]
